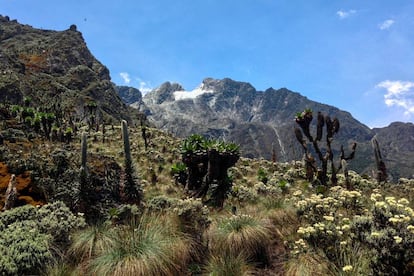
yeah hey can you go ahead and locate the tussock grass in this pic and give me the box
[85,214,194,276]
[285,252,331,276]
[207,214,272,264]
[69,223,115,263]
[267,207,299,240]
[203,253,255,276]
[42,263,80,276]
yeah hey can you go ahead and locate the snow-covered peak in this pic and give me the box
[173,83,215,100]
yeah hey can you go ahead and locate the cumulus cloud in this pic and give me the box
[137,79,153,95]
[337,9,356,19]
[119,72,131,84]
[379,19,395,30]
[377,80,414,115]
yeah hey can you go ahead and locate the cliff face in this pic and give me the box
[372,122,414,179]
[0,15,138,123]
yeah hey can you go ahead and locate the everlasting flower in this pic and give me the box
[349,190,361,197]
[293,190,302,197]
[389,217,402,224]
[340,241,347,246]
[342,265,353,272]
[398,198,410,205]
[370,193,382,202]
[375,201,387,208]
[404,207,414,217]
[394,236,402,244]
[323,215,334,222]
[371,232,381,238]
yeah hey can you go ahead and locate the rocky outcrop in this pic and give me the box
[372,122,414,179]
[115,86,143,105]
[0,15,140,124]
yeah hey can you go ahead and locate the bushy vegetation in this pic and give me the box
[1,103,414,275]
[0,202,85,275]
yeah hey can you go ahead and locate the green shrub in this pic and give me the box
[0,202,85,275]
[257,167,269,184]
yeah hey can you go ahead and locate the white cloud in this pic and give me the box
[379,19,395,30]
[337,9,356,19]
[119,72,131,84]
[377,80,414,115]
[137,79,152,95]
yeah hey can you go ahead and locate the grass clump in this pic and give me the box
[79,214,194,276]
[207,214,272,265]
[204,253,255,276]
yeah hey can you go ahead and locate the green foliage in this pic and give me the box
[180,134,240,208]
[64,127,73,134]
[180,134,240,155]
[23,96,31,106]
[0,221,52,275]
[257,167,269,184]
[180,134,205,154]
[0,202,86,275]
[170,162,187,175]
[278,179,290,193]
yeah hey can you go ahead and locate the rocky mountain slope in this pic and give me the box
[372,122,414,179]
[124,78,414,180]
[0,15,140,124]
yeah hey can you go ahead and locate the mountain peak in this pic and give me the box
[201,77,256,95]
[0,15,139,122]
[143,81,184,105]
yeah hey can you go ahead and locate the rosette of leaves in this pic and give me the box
[180,135,240,207]
[171,162,188,186]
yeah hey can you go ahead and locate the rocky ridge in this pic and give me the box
[0,15,140,124]
[124,78,414,180]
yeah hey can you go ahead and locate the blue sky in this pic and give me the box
[2,0,414,127]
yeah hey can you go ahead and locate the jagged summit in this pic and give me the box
[118,77,414,179]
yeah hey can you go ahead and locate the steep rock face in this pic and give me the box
[372,122,414,179]
[115,86,142,105]
[124,77,413,179]
[0,15,137,123]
